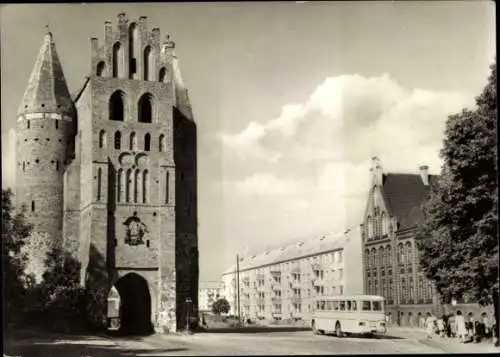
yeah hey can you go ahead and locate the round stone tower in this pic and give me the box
[16,30,75,246]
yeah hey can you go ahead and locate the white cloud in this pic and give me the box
[219,73,475,254]
[2,128,16,189]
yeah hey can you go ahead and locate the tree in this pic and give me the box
[212,298,231,315]
[2,189,32,330]
[416,59,498,343]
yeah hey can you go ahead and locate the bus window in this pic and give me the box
[334,301,339,311]
[339,301,346,311]
[347,301,352,310]
[351,301,357,311]
[362,301,371,311]
[316,301,320,310]
[372,301,382,311]
[326,301,333,311]
[320,301,326,310]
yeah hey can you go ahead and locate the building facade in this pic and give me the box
[15,13,198,334]
[361,157,491,326]
[221,228,363,322]
[198,281,224,313]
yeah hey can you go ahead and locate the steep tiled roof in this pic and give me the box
[381,173,438,230]
[17,31,73,116]
[223,229,355,275]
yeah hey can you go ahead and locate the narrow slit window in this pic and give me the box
[27,120,30,129]
[144,133,151,151]
[56,160,60,171]
[114,131,121,150]
[165,170,169,204]
[31,200,35,212]
[97,167,102,201]
[55,121,59,129]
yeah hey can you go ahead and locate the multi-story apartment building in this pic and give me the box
[361,157,491,326]
[221,228,363,321]
[199,281,224,313]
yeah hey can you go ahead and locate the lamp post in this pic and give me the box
[186,297,192,333]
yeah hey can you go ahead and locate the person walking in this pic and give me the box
[455,310,467,343]
[482,312,491,339]
[467,312,476,342]
[437,316,445,338]
[425,312,436,339]
[449,313,456,338]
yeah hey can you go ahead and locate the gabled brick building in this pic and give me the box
[15,13,198,334]
[361,157,490,326]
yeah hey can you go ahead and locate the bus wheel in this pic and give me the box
[312,320,319,335]
[335,322,342,337]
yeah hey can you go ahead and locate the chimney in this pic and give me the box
[370,156,383,186]
[419,165,429,186]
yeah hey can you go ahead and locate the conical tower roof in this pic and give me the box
[17,30,73,116]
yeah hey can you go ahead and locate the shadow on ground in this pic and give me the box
[198,326,311,334]
[319,332,405,340]
[4,341,188,357]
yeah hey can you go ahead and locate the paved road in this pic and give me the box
[5,330,446,356]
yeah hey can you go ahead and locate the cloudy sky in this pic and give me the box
[1,2,496,281]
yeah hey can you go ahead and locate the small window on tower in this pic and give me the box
[55,121,58,129]
[27,120,30,129]
[144,133,151,151]
[31,201,35,212]
[56,160,60,171]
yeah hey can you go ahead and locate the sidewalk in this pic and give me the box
[388,326,500,354]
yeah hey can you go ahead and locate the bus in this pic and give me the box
[311,295,386,337]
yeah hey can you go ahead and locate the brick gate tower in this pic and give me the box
[16,30,76,248]
[16,14,199,334]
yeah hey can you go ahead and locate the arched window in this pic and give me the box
[129,132,137,151]
[114,131,121,150]
[134,170,140,203]
[128,23,139,79]
[138,94,153,123]
[367,216,373,239]
[143,45,153,81]
[99,130,107,148]
[365,249,370,268]
[31,200,35,212]
[409,277,414,299]
[398,243,404,264]
[109,91,125,121]
[112,42,123,78]
[144,133,151,151]
[381,213,387,235]
[159,134,165,152]
[117,169,124,202]
[126,169,132,202]
[159,67,167,82]
[142,170,149,203]
[371,248,376,267]
[97,167,102,201]
[96,61,106,77]
[27,120,30,129]
[379,247,384,268]
[405,241,412,266]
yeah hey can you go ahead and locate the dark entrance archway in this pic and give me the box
[114,273,153,335]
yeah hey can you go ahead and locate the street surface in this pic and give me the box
[5,327,500,356]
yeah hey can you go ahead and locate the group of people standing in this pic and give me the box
[423,311,495,343]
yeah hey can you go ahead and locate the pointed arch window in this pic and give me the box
[114,131,121,150]
[112,42,123,78]
[97,167,102,201]
[117,169,124,202]
[128,23,139,79]
[143,45,153,81]
[129,132,137,151]
[138,94,153,123]
[125,169,132,202]
[96,61,106,77]
[386,245,391,267]
[99,130,107,148]
[144,133,151,151]
[367,216,374,239]
[398,243,404,265]
[159,134,165,152]
[142,170,149,203]
[379,246,384,269]
[109,91,125,121]
[365,249,370,268]
[405,241,412,267]
[371,248,376,267]
[134,170,140,203]
[159,67,167,82]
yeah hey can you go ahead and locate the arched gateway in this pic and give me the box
[107,273,154,335]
